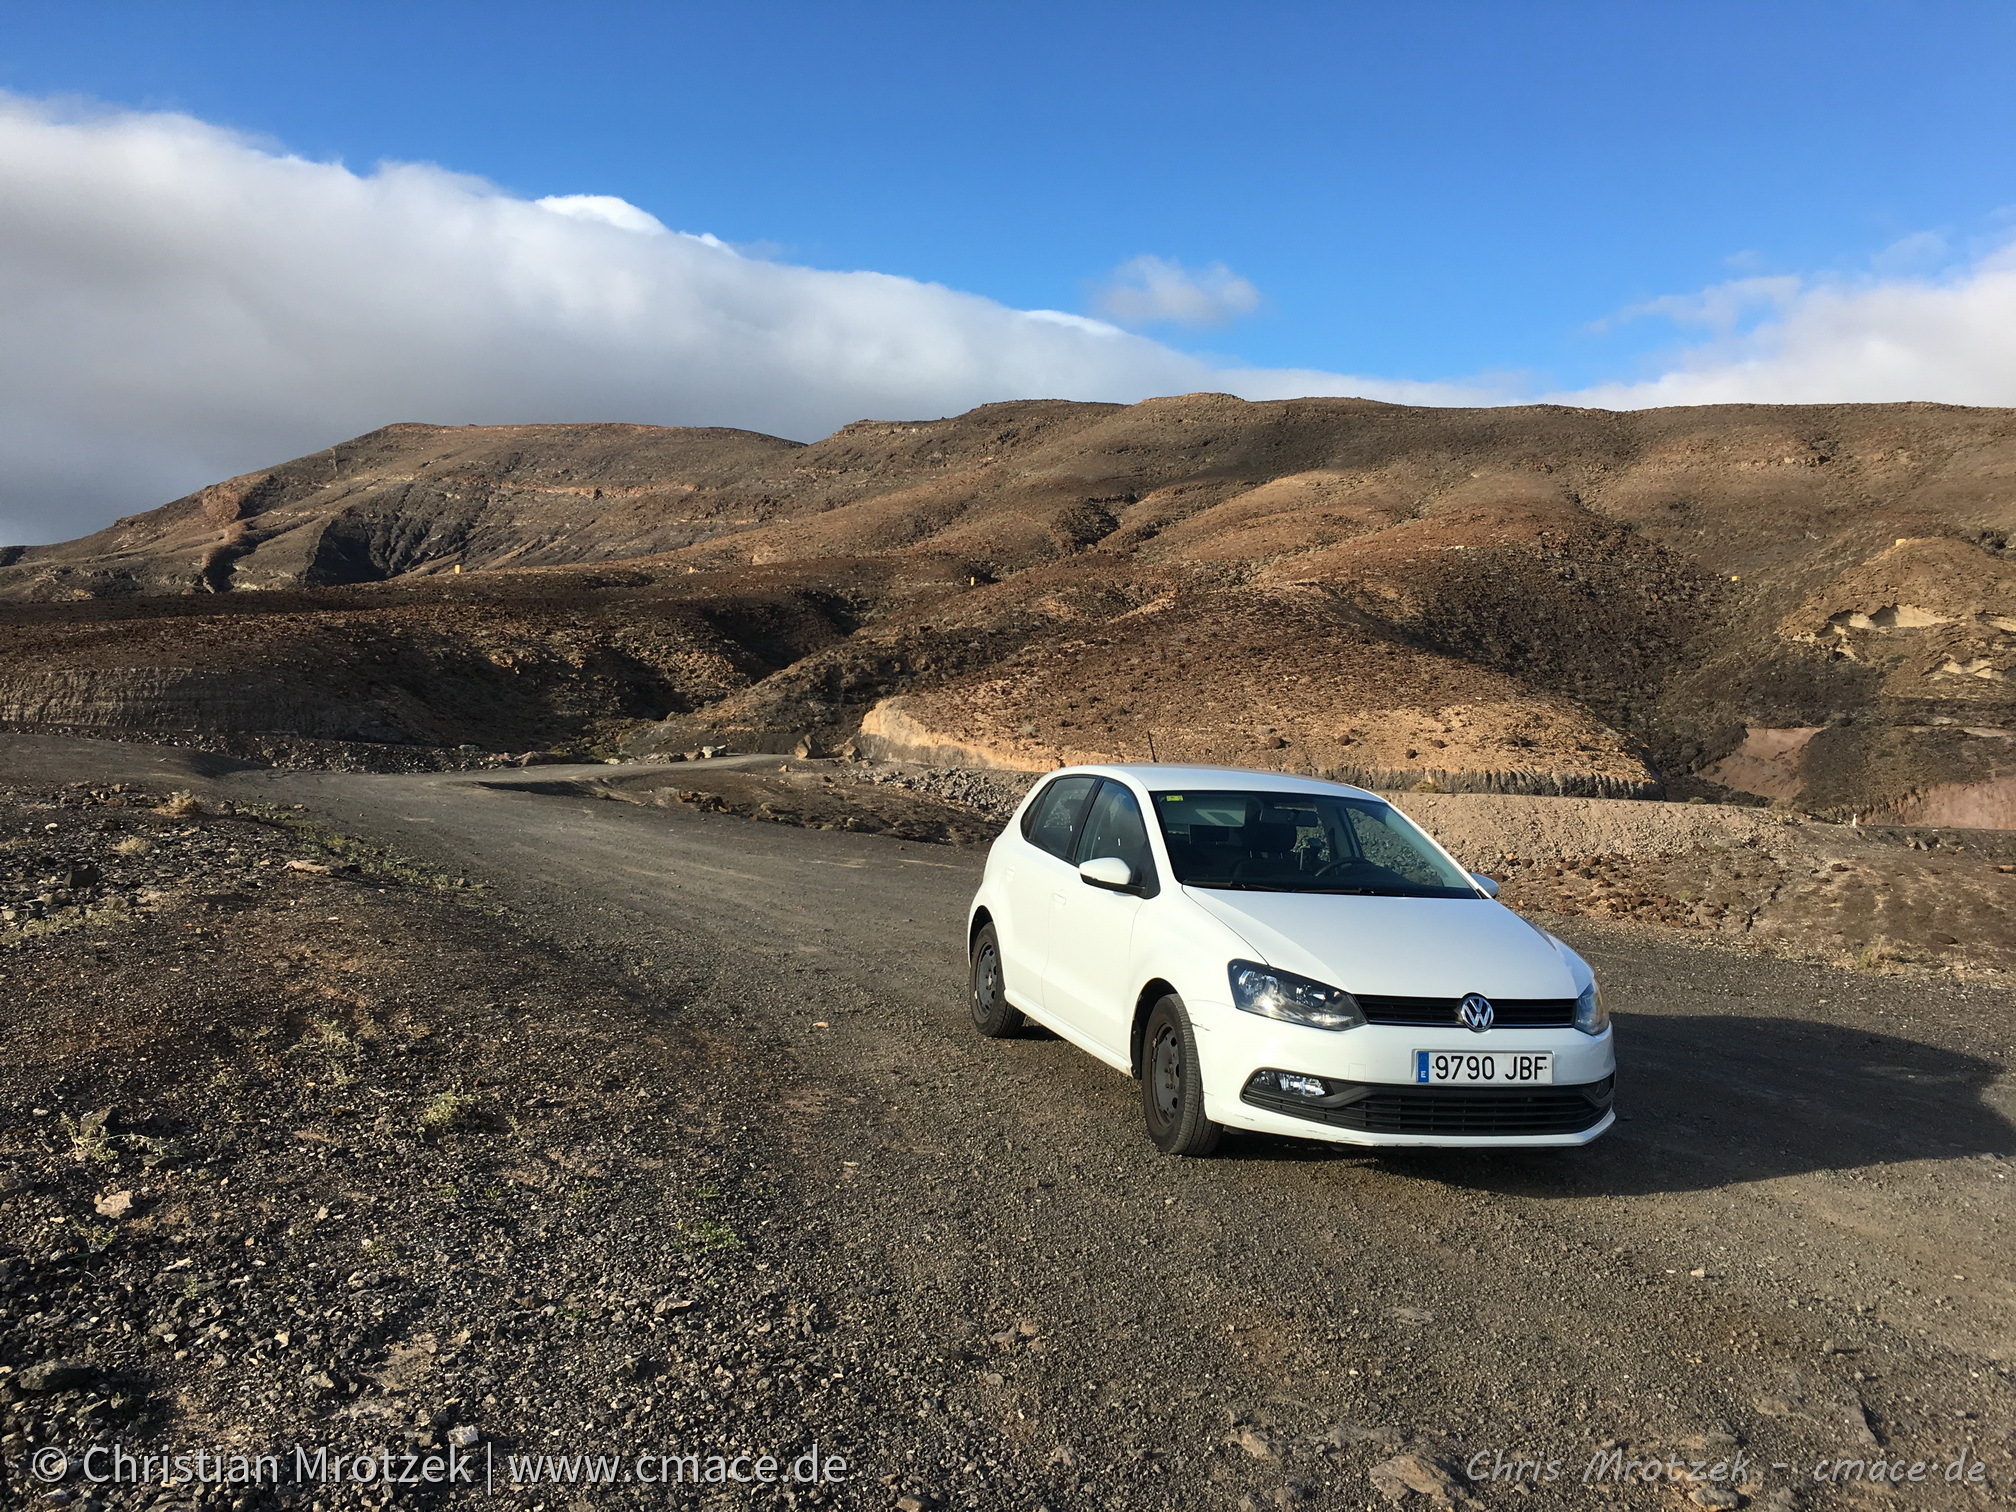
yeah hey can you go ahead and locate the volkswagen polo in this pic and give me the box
[965,764,1615,1154]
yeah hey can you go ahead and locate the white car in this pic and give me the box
[965,764,1615,1155]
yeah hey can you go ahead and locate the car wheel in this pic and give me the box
[968,924,1024,1038]
[1140,994,1221,1156]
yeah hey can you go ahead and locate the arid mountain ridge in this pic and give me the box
[3,393,2013,822]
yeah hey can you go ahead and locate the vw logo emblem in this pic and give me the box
[1458,993,1496,1032]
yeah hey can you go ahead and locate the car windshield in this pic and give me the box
[1149,790,1478,897]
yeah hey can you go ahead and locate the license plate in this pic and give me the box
[1414,1050,1554,1085]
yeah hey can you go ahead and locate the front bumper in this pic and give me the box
[1241,1072,1614,1142]
[1195,1008,1617,1147]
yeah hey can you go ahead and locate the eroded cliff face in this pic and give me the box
[5,395,2014,817]
[0,565,879,754]
[0,424,809,598]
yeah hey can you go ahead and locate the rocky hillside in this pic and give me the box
[4,396,2014,821]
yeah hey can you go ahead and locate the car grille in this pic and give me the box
[1354,994,1576,1028]
[1244,1076,1614,1137]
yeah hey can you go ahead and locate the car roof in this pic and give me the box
[1056,763,1386,802]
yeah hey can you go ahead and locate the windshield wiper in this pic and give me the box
[1306,886,1465,898]
[1185,882,1462,897]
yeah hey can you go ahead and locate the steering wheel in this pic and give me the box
[1312,859,1387,883]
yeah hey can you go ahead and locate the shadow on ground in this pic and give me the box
[1339,1013,2016,1197]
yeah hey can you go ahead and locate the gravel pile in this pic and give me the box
[843,765,1036,824]
[587,762,1013,846]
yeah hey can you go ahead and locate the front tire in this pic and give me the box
[1141,994,1221,1156]
[968,924,1024,1038]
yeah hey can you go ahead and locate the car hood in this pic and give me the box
[1182,887,1582,999]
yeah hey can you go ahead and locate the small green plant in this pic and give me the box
[68,1217,117,1252]
[359,1237,393,1261]
[127,1133,189,1170]
[62,1109,117,1165]
[309,1019,353,1051]
[678,1219,743,1253]
[418,1092,478,1134]
[433,1182,459,1201]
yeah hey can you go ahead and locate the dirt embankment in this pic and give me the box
[1396,792,2016,976]
[502,759,1015,847]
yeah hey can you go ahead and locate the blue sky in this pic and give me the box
[7,0,2013,389]
[4,2,2016,542]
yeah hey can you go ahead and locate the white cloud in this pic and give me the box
[0,95,1444,546]
[1590,275,1802,338]
[533,194,671,235]
[1562,234,2016,410]
[1022,308,1126,334]
[1869,229,1949,276]
[1092,254,1262,328]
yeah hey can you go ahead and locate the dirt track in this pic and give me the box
[3,736,2014,1510]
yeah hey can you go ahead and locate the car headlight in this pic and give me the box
[1228,960,1365,1031]
[1574,981,1608,1035]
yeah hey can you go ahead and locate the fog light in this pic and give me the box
[1277,1073,1327,1098]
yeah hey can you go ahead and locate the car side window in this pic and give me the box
[1020,775,1100,861]
[1075,780,1157,891]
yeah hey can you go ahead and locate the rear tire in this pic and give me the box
[968,924,1024,1038]
[1140,994,1222,1156]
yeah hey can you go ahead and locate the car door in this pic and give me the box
[1042,778,1158,1059]
[996,774,1100,1010]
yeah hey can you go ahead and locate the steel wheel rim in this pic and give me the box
[1151,1023,1182,1126]
[973,944,1000,1019]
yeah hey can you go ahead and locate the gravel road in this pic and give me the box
[7,740,2014,1511]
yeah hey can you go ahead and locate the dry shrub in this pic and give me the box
[1854,942,1913,972]
[419,1092,478,1134]
[153,790,204,819]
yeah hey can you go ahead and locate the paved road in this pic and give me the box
[19,740,2016,1506]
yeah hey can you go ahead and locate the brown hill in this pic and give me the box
[3,395,2013,821]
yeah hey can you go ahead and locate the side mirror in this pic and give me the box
[1469,872,1501,898]
[1079,856,1137,893]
